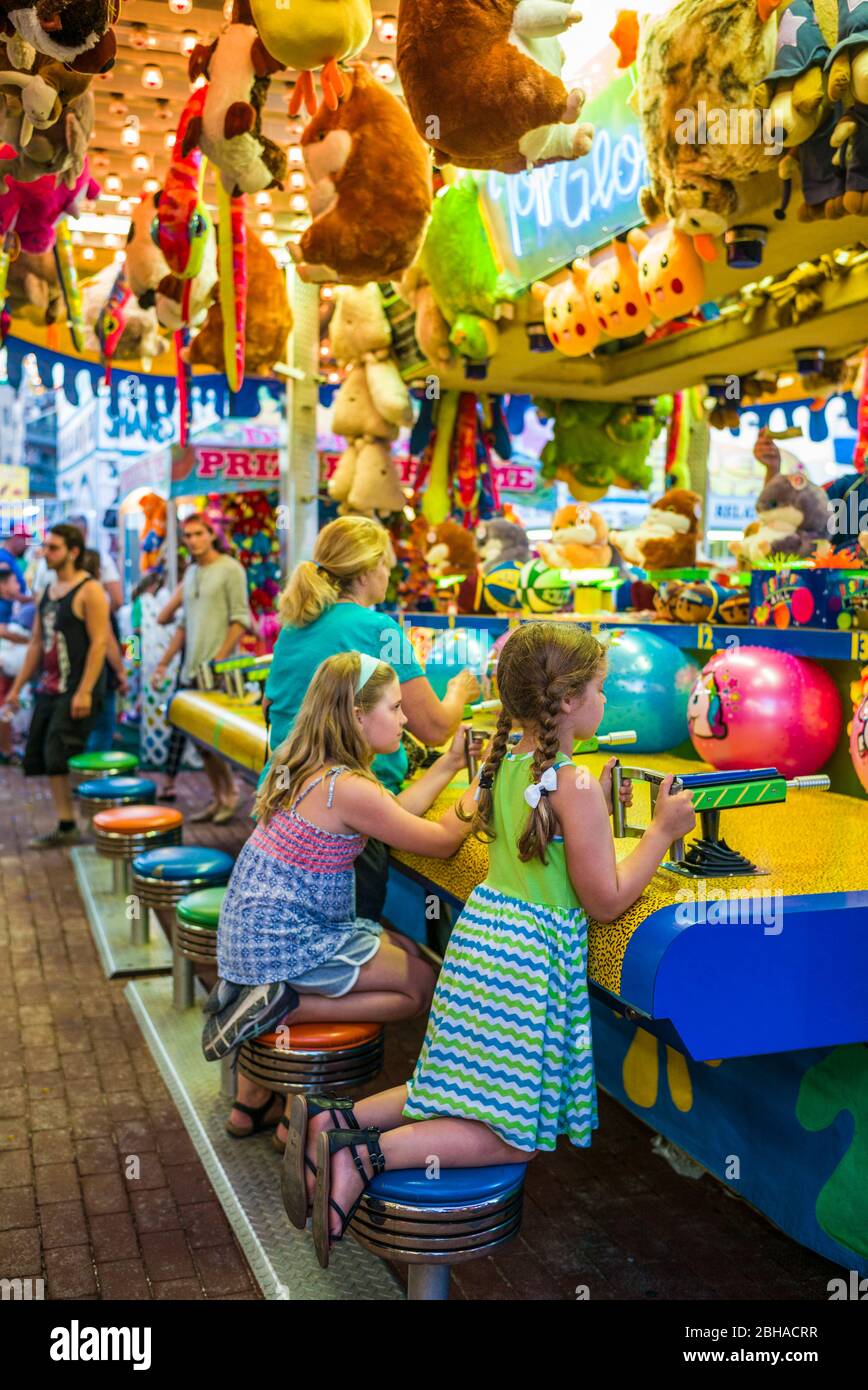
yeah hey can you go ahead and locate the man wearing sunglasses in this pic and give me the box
[1,524,109,848]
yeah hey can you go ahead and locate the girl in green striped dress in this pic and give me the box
[287,622,696,1265]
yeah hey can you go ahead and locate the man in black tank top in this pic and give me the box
[3,525,109,848]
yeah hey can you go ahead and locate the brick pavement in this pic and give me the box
[0,763,843,1301]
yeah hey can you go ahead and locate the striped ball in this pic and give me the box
[519,559,574,614]
[482,560,524,614]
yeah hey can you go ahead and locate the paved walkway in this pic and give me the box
[0,765,841,1300]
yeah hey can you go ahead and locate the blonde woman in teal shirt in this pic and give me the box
[264,517,480,920]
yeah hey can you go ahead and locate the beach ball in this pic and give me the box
[599,628,700,753]
[688,646,842,777]
[850,691,868,794]
[519,559,574,614]
[424,627,490,699]
[483,560,524,614]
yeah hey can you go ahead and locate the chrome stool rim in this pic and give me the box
[94,826,183,860]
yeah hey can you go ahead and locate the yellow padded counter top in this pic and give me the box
[169,691,267,776]
[392,752,864,996]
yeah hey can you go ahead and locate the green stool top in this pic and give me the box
[176,886,226,930]
[69,751,139,775]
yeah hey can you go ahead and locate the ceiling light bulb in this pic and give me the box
[320,342,331,359]
[108,95,127,117]
[130,23,148,49]
[104,173,123,193]
[120,115,140,148]
[254,190,271,207]
[289,169,306,190]
[118,199,133,215]
[321,286,334,301]
[257,210,274,227]
[104,234,121,249]
[132,153,151,174]
[288,145,304,165]
[142,64,163,91]
[290,193,307,213]
[223,0,234,17]
[260,230,278,246]
[180,29,198,56]
[164,131,176,150]
[371,57,396,84]
[374,14,398,43]
[192,74,207,90]
[82,246,95,261]
[169,0,193,12]
[142,177,161,194]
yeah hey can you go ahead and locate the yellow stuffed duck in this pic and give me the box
[250,0,372,116]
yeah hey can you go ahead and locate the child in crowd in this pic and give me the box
[282,622,697,1267]
[204,650,483,1147]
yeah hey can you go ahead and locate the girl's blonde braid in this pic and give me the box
[518,682,566,864]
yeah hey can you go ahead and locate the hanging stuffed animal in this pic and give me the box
[628,223,717,324]
[628,0,784,237]
[188,222,292,377]
[0,0,118,75]
[250,0,372,116]
[329,282,413,429]
[753,0,847,222]
[827,0,868,216]
[583,237,653,339]
[83,262,167,372]
[153,86,212,286]
[609,489,703,570]
[291,65,431,286]
[0,151,96,251]
[126,194,217,334]
[139,493,167,572]
[530,263,601,357]
[182,0,287,197]
[537,397,671,500]
[397,0,594,173]
[0,65,60,149]
[419,173,521,373]
[394,264,453,369]
[0,53,94,187]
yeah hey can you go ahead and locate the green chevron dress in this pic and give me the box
[403,753,597,1153]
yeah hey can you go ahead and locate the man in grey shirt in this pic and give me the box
[153,514,252,823]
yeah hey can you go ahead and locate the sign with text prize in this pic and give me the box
[170,443,282,498]
[476,67,648,289]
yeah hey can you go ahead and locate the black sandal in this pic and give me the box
[281,1095,359,1229]
[225,1094,282,1139]
[313,1125,385,1269]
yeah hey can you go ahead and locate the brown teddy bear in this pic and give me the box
[610,489,703,570]
[424,519,481,614]
[290,64,432,286]
[189,225,293,375]
[396,0,594,174]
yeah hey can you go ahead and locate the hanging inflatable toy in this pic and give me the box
[94,265,132,383]
[216,179,246,392]
[52,214,85,352]
[250,0,373,117]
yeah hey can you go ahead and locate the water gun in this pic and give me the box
[216,180,246,392]
[53,216,85,354]
[611,764,830,877]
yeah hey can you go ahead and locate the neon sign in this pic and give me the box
[477,68,648,289]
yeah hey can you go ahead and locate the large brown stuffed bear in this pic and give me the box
[291,64,432,285]
[396,0,594,174]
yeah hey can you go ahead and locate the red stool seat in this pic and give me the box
[258,1021,382,1050]
[93,805,184,835]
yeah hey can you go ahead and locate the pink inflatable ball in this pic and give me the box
[851,691,868,795]
[687,646,843,777]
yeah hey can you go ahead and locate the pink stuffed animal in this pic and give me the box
[0,144,97,252]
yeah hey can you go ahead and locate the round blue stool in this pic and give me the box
[130,847,234,964]
[348,1164,527,1301]
[75,776,157,821]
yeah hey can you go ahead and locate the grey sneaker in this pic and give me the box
[28,826,82,850]
[201,981,299,1062]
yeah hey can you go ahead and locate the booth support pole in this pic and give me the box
[284,269,320,570]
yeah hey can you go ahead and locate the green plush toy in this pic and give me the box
[419,173,522,369]
[536,398,672,502]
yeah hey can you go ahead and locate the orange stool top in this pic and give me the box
[258,1021,383,1050]
[93,805,184,835]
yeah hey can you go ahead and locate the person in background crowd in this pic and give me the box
[0,564,35,761]
[30,514,123,614]
[1,524,109,848]
[0,527,29,621]
[80,550,129,754]
[151,513,253,823]
[264,516,481,923]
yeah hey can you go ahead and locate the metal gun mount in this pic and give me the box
[464,728,638,782]
[611,764,831,879]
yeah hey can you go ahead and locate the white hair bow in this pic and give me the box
[524,765,559,810]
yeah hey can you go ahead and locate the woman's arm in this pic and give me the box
[336,774,478,860]
[556,769,696,923]
[400,670,481,747]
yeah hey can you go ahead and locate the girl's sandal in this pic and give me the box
[313,1125,385,1270]
[281,1094,359,1229]
[225,1095,282,1139]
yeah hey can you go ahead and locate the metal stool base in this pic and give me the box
[237,1034,384,1096]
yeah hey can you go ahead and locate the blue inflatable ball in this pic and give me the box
[598,627,700,753]
[483,560,524,614]
[425,628,490,700]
